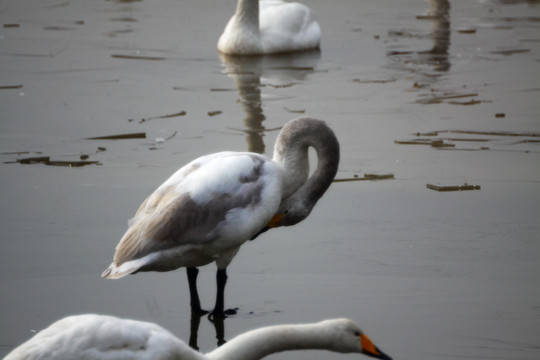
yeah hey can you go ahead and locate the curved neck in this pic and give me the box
[206,323,333,360]
[272,117,340,202]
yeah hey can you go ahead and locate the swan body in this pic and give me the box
[102,152,283,277]
[218,0,321,55]
[102,117,340,316]
[4,315,392,360]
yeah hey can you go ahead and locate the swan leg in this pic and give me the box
[187,267,209,315]
[210,268,238,319]
[188,311,202,350]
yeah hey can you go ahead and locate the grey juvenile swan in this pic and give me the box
[102,117,340,317]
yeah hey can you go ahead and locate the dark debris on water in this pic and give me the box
[85,132,146,140]
[427,183,481,192]
[13,156,101,167]
[333,173,394,183]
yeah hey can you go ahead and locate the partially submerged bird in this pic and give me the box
[102,117,340,317]
[4,314,392,360]
[218,0,321,55]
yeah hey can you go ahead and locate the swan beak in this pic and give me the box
[267,213,284,228]
[360,334,392,360]
[249,213,284,241]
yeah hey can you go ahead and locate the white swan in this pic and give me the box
[102,117,340,317]
[217,0,321,55]
[4,315,392,360]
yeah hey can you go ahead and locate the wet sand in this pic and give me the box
[1,0,539,359]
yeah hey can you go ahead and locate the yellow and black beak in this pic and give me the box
[361,334,392,360]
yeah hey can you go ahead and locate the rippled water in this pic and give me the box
[1,1,539,359]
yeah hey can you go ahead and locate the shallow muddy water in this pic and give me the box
[1,0,539,359]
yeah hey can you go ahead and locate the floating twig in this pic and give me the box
[43,26,75,31]
[457,29,476,34]
[284,107,305,114]
[1,151,34,155]
[15,156,101,167]
[490,49,530,56]
[139,111,186,123]
[427,183,481,192]
[46,160,101,167]
[17,156,50,165]
[438,130,539,137]
[447,99,482,106]
[209,88,236,92]
[333,173,394,183]
[416,93,479,104]
[0,84,23,89]
[262,83,295,88]
[430,140,455,148]
[85,132,146,140]
[394,139,455,147]
[111,54,165,61]
[352,78,396,84]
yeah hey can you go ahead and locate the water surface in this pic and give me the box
[1,1,539,359]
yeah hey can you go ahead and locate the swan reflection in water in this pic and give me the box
[189,313,227,350]
[218,49,321,154]
[387,0,451,77]
[421,0,451,72]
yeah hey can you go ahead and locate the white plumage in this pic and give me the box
[218,0,321,55]
[4,314,392,360]
[104,152,282,276]
[102,117,340,317]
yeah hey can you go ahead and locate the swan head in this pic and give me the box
[266,173,327,227]
[321,319,392,360]
[273,194,312,227]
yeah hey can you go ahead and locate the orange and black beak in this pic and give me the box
[249,213,284,241]
[267,213,284,228]
[361,334,392,360]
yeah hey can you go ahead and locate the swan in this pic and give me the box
[102,117,340,318]
[4,314,392,360]
[217,0,321,55]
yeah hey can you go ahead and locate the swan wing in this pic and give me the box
[103,152,282,277]
[259,1,321,53]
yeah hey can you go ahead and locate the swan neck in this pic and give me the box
[206,323,332,360]
[273,118,340,201]
[235,0,259,31]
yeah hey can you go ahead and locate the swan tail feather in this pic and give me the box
[101,263,137,279]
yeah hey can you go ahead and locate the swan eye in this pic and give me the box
[354,331,360,336]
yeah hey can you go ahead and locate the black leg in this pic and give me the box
[188,311,203,351]
[187,267,208,315]
[212,268,227,318]
[210,268,237,319]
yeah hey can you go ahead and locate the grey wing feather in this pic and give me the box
[113,191,227,265]
[113,164,268,266]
